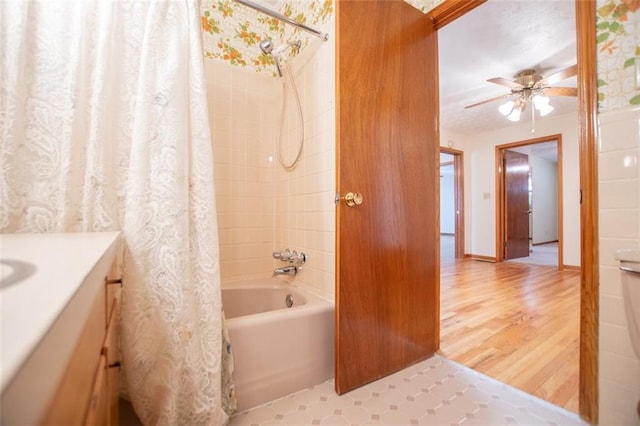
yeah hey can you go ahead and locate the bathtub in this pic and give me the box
[222,278,334,412]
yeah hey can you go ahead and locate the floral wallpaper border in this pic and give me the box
[201,0,640,111]
[596,0,640,111]
[200,0,332,77]
[404,0,444,14]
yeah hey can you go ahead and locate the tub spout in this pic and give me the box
[273,265,297,277]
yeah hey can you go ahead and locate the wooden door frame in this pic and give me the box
[495,135,564,268]
[428,0,598,423]
[440,147,464,258]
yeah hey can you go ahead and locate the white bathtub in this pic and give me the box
[222,278,334,412]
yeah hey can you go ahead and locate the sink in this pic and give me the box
[0,259,37,290]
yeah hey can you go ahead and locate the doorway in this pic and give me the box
[496,135,563,268]
[440,147,464,261]
[430,0,598,422]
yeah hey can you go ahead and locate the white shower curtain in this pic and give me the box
[1,1,230,424]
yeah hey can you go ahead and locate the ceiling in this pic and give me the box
[438,0,577,135]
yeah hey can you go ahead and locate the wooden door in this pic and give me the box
[335,0,439,394]
[504,150,530,260]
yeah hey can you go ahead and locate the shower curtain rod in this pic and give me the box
[234,0,329,41]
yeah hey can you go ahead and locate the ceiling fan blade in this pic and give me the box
[544,87,578,97]
[487,77,523,89]
[464,94,509,109]
[538,64,577,86]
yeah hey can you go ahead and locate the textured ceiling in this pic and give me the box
[438,0,577,135]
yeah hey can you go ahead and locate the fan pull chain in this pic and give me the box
[531,105,536,134]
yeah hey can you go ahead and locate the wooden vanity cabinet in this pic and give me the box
[0,232,122,426]
[43,274,122,426]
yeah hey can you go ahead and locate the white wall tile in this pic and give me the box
[599,350,640,392]
[598,107,640,423]
[599,378,640,425]
[600,322,638,360]
[599,150,639,181]
[599,179,639,209]
[600,208,640,239]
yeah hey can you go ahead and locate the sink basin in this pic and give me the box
[0,259,37,289]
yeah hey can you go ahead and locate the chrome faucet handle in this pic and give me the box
[273,248,293,260]
[291,251,306,267]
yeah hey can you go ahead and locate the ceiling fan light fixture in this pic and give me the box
[532,95,554,116]
[507,108,521,121]
[538,102,554,116]
[532,94,549,107]
[499,100,514,116]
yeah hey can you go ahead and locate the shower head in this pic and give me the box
[260,39,282,77]
[259,39,274,55]
[260,39,301,78]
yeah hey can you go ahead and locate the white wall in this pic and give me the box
[440,166,455,233]
[597,106,640,425]
[530,155,558,244]
[442,112,580,266]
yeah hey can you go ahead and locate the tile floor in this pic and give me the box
[229,355,586,425]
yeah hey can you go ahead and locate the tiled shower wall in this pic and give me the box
[204,59,279,280]
[597,106,640,424]
[273,24,336,302]
[203,19,336,301]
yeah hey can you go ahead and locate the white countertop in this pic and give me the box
[0,232,121,392]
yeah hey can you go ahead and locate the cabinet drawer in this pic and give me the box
[104,291,121,366]
[84,355,108,426]
[104,286,121,425]
[43,283,106,425]
[105,278,121,326]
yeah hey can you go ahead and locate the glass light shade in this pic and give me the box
[532,95,549,108]
[498,100,514,116]
[507,108,521,121]
[537,102,554,116]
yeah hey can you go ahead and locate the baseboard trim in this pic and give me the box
[464,254,497,263]
[532,240,559,246]
[562,264,581,271]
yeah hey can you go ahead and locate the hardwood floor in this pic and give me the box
[439,257,580,413]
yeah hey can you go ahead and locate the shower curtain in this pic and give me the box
[0,1,232,424]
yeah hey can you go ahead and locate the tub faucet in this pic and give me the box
[273,265,297,277]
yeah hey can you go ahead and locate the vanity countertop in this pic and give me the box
[0,232,121,393]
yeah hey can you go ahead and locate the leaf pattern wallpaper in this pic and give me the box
[596,0,640,110]
[200,0,333,76]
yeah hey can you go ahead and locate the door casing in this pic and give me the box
[440,147,464,259]
[334,0,598,422]
[495,135,564,268]
[430,1,598,422]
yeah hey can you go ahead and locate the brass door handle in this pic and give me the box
[344,192,363,207]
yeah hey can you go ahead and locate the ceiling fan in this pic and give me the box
[465,64,578,121]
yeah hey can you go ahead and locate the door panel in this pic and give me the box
[335,0,439,394]
[504,150,530,260]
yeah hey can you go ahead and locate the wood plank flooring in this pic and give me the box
[439,258,580,413]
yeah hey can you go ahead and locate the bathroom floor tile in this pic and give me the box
[229,355,587,426]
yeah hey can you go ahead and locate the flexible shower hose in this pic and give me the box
[277,58,304,171]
